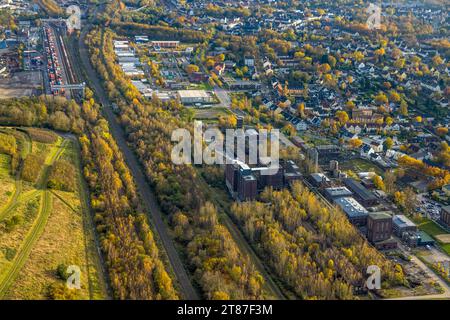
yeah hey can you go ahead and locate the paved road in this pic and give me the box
[214,86,247,117]
[76,26,199,300]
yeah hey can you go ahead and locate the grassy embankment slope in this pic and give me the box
[0,128,107,299]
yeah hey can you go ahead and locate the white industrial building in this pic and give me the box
[177,90,212,105]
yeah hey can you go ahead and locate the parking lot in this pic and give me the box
[417,193,442,221]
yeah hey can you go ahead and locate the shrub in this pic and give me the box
[21,154,45,183]
[56,263,69,281]
[25,128,58,144]
[47,160,76,192]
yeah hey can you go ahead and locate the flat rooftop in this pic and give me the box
[310,173,330,184]
[178,90,209,98]
[393,215,416,228]
[324,187,353,198]
[335,197,368,218]
[369,211,393,220]
[343,178,377,201]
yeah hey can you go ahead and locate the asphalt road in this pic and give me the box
[214,86,247,116]
[76,26,199,300]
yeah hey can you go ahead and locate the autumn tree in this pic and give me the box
[185,64,200,74]
[436,127,449,137]
[348,138,363,149]
[335,110,349,126]
[384,137,394,150]
[399,100,408,116]
[373,175,386,191]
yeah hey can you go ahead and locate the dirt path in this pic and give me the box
[0,139,67,297]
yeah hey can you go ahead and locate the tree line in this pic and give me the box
[85,27,267,299]
[0,93,178,300]
[230,182,406,299]
[0,132,19,174]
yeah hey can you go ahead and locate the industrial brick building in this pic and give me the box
[367,212,397,250]
[225,160,301,201]
[441,206,450,229]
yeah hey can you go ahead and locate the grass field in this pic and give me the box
[442,244,450,256]
[194,107,231,120]
[0,154,14,209]
[5,192,105,299]
[413,217,450,256]
[0,128,108,299]
[435,234,450,244]
[340,158,384,176]
[0,154,11,176]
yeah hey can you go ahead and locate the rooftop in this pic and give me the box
[393,215,416,228]
[343,178,377,201]
[324,187,353,198]
[242,174,256,181]
[335,197,368,218]
[418,231,435,244]
[369,211,393,220]
[177,90,209,98]
[310,173,330,184]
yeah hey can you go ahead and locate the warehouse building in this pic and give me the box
[324,186,353,202]
[366,212,397,250]
[238,174,257,201]
[343,178,378,207]
[441,206,450,229]
[309,173,331,188]
[225,159,301,201]
[151,40,179,48]
[335,197,368,226]
[283,160,302,185]
[225,160,257,201]
[177,90,213,105]
[392,215,417,237]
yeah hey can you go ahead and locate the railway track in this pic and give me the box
[73,25,200,300]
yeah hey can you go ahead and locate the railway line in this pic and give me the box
[43,25,67,97]
[42,23,81,100]
[55,28,77,85]
[72,25,200,300]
